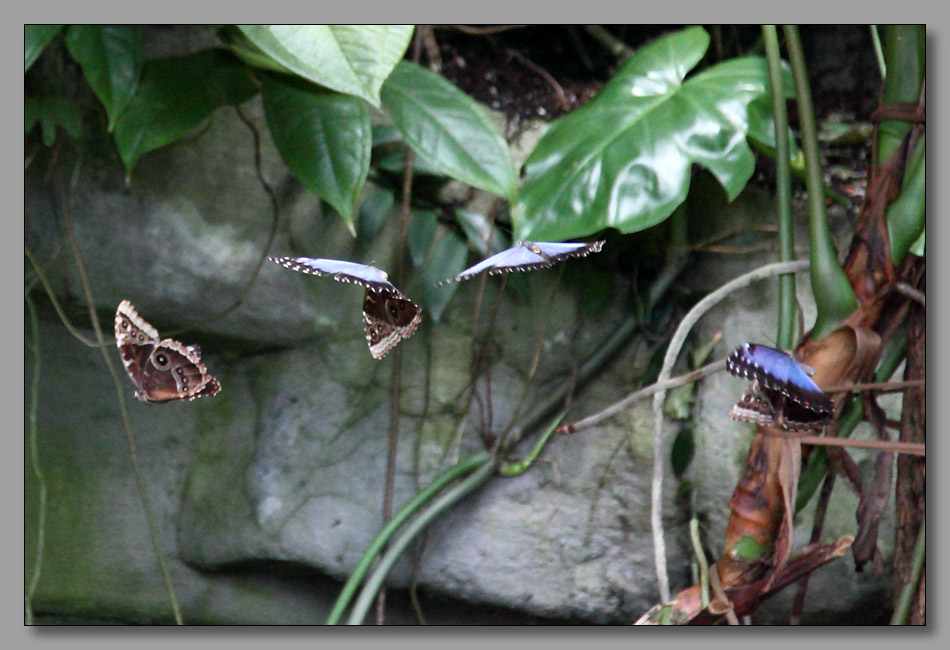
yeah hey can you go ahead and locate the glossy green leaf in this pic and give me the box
[408,210,439,268]
[64,25,143,131]
[25,96,81,145]
[113,50,257,175]
[517,26,777,241]
[421,229,469,322]
[237,25,412,107]
[381,61,518,202]
[262,73,371,232]
[25,25,63,72]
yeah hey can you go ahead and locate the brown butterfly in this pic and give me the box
[114,300,220,403]
[270,256,422,360]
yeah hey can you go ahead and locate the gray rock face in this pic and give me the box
[25,30,892,626]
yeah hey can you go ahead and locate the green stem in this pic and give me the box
[25,293,47,625]
[762,25,796,350]
[325,451,492,624]
[497,411,566,477]
[795,333,906,512]
[783,25,857,339]
[890,517,925,625]
[345,458,498,624]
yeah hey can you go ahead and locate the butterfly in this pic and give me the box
[726,343,833,431]
[438,240,605,285]
[114,300,220,403]
[269,256,422,360]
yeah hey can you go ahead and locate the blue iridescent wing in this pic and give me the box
[438,240,604,284]
[726,343,833,416]
[270,257,399,294]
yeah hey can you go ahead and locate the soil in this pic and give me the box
[425,25,880,205]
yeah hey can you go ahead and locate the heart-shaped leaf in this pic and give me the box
[64,25,143,131]
[381,61,518,202]
[262,73,371,233]
[237,25,412,107]
[113,50,257,176]
[517,26,780,241]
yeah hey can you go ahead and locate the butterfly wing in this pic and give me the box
[362,290,423,359]
[729,380,778,426]
[270,256,398,294]
[114,301,219,403]
[726,343,833,415]
[438,240,604,284]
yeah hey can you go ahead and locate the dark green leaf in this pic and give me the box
[64,25,143,131]
[421,230,469,322]
[408,210,439,268]
[670,427,695,478]
[262,73,371,232]
[25,96,82,146]
[518,26,777,241]
[113,50,258,176]
[454,208,498,256]
[381,61,518,201]
[238,25,412,107]
[357,186,394,243]
[25,25,63,72]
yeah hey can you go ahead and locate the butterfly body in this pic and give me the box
[440,240,604,285]
[726,343,833,431]
[270,256,422,360]
[114,301,220,403]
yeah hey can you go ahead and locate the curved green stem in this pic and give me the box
[783,25,858,339]
[762,25,796,350]
[325,451,492,624]
[25,293,47,625]
[497,411,566,477]
[345,458,498,624]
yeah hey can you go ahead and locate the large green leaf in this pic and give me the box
[421,229,469,323]
[262,73,370,232]
[381,61,518,202]
[517,26,777,241]
[25,25,63,72]
[64,25,143,131]
[25,96,81,145]
[113,50,257,176]
[237,25,412,108]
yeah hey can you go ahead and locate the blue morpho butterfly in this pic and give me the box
[438,240,605,285]
[725,343,834,431]
[270,257,422,360]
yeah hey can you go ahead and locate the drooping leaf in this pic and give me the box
[237,25,412,107]
[357,185,394,243]
[113,50,257,175]
[381,61,518,202]
[25,96,82,145]
[408,210,439,268]
[64,25,143,131]
[262,73,371,233]
[25,25,63,72]
[421,229,469,322]
[517,26,779,241]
